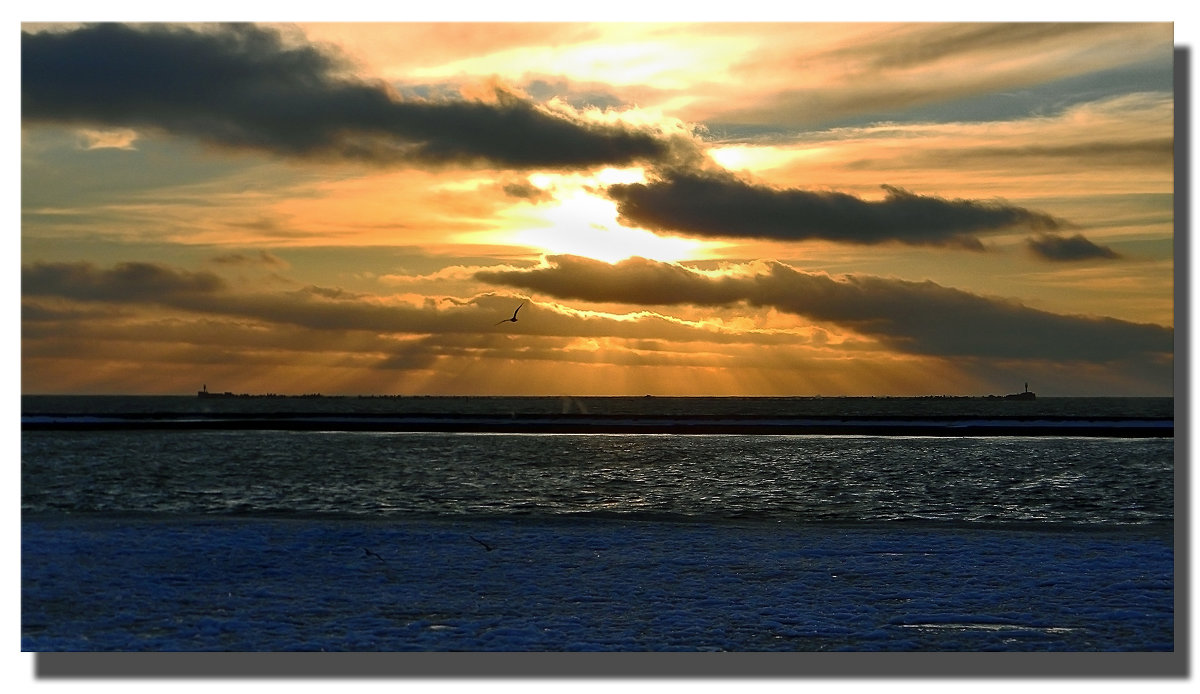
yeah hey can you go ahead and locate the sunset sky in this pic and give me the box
[19,18,1177,396]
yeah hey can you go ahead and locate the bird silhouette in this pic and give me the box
[363,547,384,561]
[470,536,495,552]
[494,301,524,325]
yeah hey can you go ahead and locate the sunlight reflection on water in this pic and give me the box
[22,429,1173,526]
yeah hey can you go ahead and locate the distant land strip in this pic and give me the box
[20,413,1173,437]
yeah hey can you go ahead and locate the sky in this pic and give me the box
[18,17,1179,396]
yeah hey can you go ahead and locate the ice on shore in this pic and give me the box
[21,516,1173,652]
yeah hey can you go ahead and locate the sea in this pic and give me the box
[20,395,1178,664]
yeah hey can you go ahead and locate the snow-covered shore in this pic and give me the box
[22,515,1174,653]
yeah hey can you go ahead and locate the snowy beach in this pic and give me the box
[22,515,1173,653]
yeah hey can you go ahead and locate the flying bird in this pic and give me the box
[470,536,495,552]
[362,547,384,562]
[494,301,525,325]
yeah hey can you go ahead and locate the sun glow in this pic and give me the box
[513,190,710,264]
[708,144,827,175]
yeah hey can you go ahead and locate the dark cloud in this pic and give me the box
[21,259,449,334]
[22,261,783,347]
[476,255,1171,363]
[22,261,226,302]
[1026,233,1121,261]
[22,23,672,169]
[501,179,554,203]
[606,170,1068,249]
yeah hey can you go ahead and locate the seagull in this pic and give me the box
[470,536,495,552]
[494,301,525,325]
[363,547,384,562]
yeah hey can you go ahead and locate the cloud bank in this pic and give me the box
[1026,233,1122,261]
[22,23,673,169]
[23,261,227,302]
[606,170,1073,250]
[22,260,766,347]
[476,255,1171,362]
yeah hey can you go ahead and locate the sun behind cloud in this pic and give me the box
[512,187,713,264]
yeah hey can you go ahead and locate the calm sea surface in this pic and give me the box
[22,396,1175,527]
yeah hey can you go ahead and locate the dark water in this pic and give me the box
[21,396,1175,527]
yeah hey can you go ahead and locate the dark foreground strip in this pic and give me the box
[21,415,1174,437]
